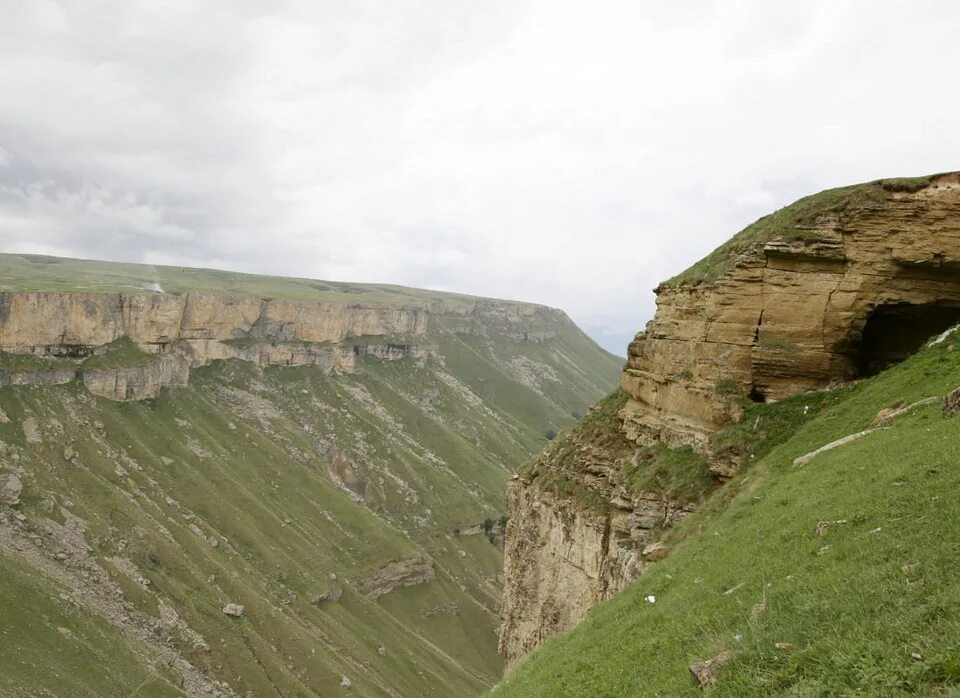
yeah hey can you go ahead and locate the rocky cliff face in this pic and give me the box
[81,354,191,401]
[621,172,960,449]
[0,288,567,401]
[501,172,960,664]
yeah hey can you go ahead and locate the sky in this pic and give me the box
[0,2,959,355]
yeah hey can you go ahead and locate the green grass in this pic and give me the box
[625,444,712,505]
[0,552,185,697]
[522,390,719,511]
[663,174,940,288]
[80,336,159,370]
[493,332,960,697]
[715,377,739,396]
[0,310,619,696]
[0,252,518,307]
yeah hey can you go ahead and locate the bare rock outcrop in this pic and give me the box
[81,355,190,401]
[0,473,22,505]
[499,393,696,664]
[501,172,960,664]
[222,603,245,618]
[0,286,567,402]
[356,556,435,600]
[943,386,960,416]
[0,365,75,388]
[621,173,960,448]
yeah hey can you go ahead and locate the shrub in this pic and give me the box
[714,377,738,395]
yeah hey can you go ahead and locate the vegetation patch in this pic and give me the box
[80,337,159,370]
[714,377,739,395]
[624,444,713,504]
[756,336,798,351]
[0,352,77,371]
[662,174,938,288]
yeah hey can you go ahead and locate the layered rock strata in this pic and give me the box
[0,289,564,400]
[621,172,960,448]
[501,172,960,664]
[81,355,191,401]
[498,392,696,664]
[356,555,436,600]
[499,475,692,662]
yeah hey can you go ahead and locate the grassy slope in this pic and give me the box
[0,552,185,697]
[664,174,940,288]
[493,335,960,696]
[0,252,512,306]
[0,329,618,697]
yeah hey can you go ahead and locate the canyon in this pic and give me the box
[0,254,621,697]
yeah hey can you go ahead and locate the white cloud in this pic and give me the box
[0,1,959,353]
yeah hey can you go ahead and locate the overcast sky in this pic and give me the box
[1,1,958,354]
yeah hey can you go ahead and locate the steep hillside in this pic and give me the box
[493,330,960,696]
[0,254,621,697]
[496,171,960,678]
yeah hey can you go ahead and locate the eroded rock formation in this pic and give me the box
[356,555,436,600]
[621,172,960,448]
[499,392,696,663]
[0,289,566,401]
[501,172,960,664]
[81,355,191,401]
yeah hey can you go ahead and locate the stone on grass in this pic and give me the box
[311,585,343,605]
[339,675,352,689]
[689,650,733,687]
[0,474,22,505]
[641,541,670,562]
[943,386,960,417]
[222,603,245,618]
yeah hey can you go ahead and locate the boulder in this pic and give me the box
[641,541,670,562]
[0,474,22,505]
[689,650,733,687]
[943,386,960,416]
[222,603,245,618]
[311,585,343,605]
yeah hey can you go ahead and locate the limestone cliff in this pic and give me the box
[621,172,960,448]
[0,283,575,401]
[81,354,191,401]
[500,171,960,664]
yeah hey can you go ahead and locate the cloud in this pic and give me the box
[0,1,959,353]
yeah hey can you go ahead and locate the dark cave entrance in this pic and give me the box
[856,302,960,376]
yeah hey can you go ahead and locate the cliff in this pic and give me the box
[0,264,588,401]
[500,171,960,664]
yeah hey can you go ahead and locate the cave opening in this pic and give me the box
[856,302,960,376]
